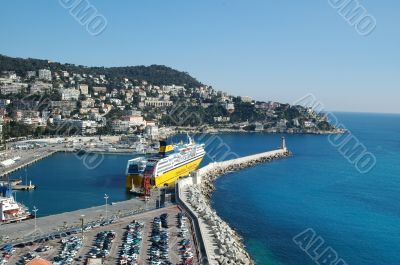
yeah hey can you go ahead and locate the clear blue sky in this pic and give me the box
[0,1,399,113]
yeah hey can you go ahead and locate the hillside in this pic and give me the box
[0,54,202,87]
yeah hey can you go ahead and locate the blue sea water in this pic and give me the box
[6,112,400,265]
[210,113,400,265]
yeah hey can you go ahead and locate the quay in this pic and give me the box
[0,189,164,245]
[0,148,58,178]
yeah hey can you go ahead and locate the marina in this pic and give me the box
[0,135,291,264]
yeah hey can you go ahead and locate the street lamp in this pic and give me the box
[80,214,85,239]
[104,194,109,220]
[32,206,38,233]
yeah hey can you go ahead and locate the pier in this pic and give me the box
[0,148,59,178]
[11,184,36,191]
[176,141,291,265]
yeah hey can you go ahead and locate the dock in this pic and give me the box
[12,184,36,191]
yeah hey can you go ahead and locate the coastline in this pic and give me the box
[173,126,346,135]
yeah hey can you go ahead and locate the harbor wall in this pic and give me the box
[176,147,291,265]
[176,178,213,265]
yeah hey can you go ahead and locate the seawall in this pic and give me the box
[176,147,291,265]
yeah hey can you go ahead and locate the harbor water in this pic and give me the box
[7,153,136,216]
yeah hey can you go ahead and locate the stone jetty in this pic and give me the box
[198,148,291,198]
[177,139,291,265]
[187,185,253,264]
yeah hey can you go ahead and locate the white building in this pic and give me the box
[61,88,80,101]
[304,121,315,128]
[111,120,130,133]
[144,125,159,139]
[240,96,253,103]
[26,71,36,78]
[58,119,97,135]
[30,81,53,94]
[60,71,69,77]
[144,97,173,108]
[0,83,28,94]
[110,98,122,106]
[81,98,95,108]
[93,86,107,93]
[224,102,235,113]
[38,69,52,81]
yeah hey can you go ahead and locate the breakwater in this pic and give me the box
[198,148,291,197]
[177,146,291,265]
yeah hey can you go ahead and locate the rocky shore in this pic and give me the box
[186,185,253,264]
[180,148,291,264]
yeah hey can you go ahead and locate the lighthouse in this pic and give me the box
[280,137,287,151]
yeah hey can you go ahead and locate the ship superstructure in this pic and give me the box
[0,184,32,223]
[125,135,205,195]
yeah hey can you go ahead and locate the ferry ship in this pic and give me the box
[0,184,32,223]
[125,135,205,195]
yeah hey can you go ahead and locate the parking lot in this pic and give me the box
[2,206,198,265]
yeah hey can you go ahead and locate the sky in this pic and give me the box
[0,0,399,113]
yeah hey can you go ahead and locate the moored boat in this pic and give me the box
[125,135,205,195]
[0,184,32,223]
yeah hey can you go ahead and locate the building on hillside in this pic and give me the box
[293,118,300,127]
[111,120,130,133]
[61,88,80,101]
[144,97,173,108]
[30,81,53,94]
[224,102,235,113]
[240,96,253,103]
[254,122,264,131]
[38,69,52,81]
[78,84,89,95]
[144,125,159,140]
[304,121,315,128]
[93,86,107,93]
[81,98,95,108]
[0,83,28,94]
[26,71,36,78]
[60,71,69,77]
[0,99,10,108]
[214,116,231,123]
[54,119,97,135]
[121,114,145,126]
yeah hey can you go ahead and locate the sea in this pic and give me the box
[6,112,400,265]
